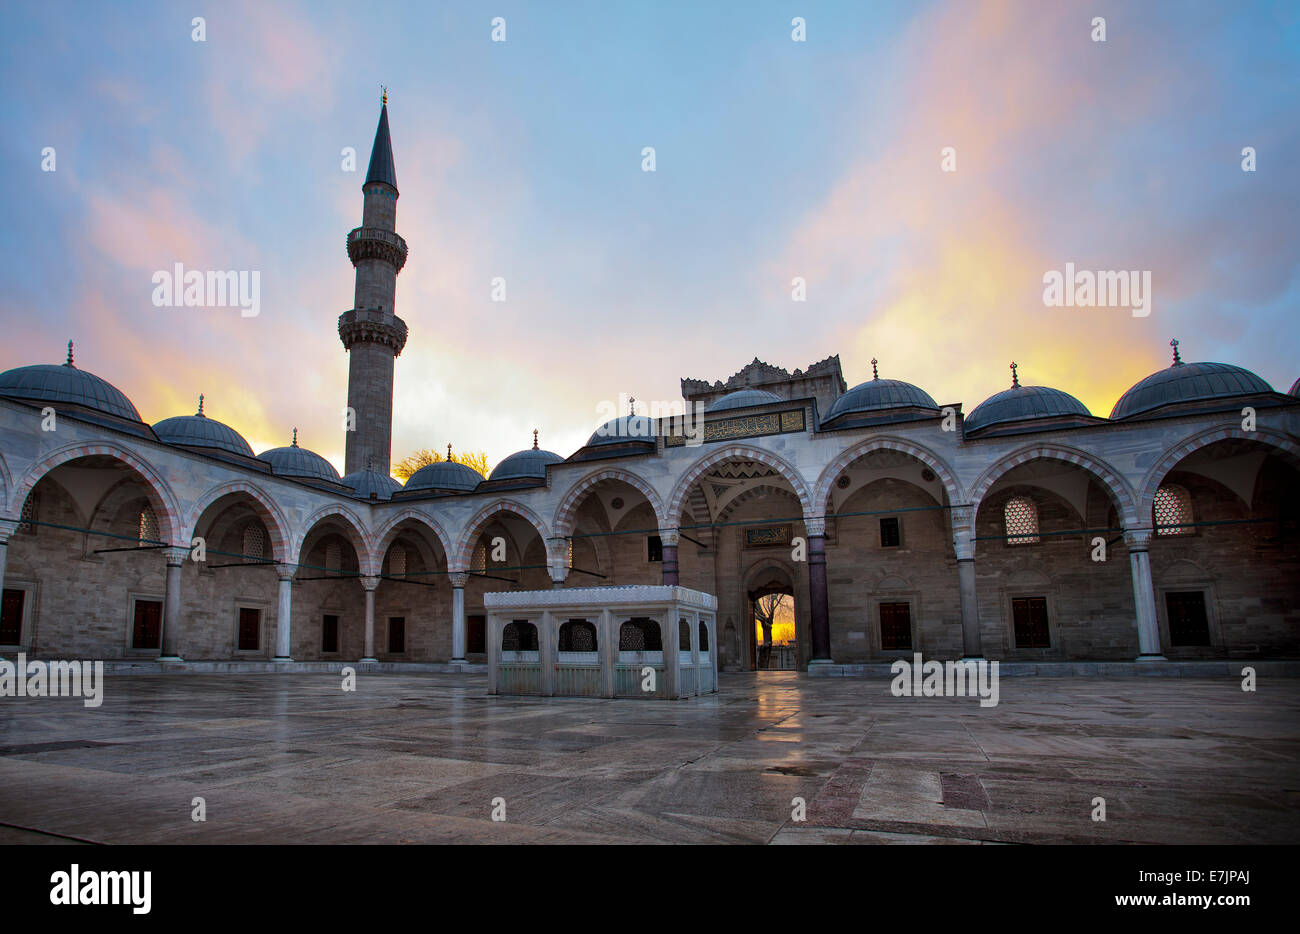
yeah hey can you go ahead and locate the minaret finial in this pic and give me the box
[65,340,74,367]
[1010,361,1019,388]
[381,85,387,106]
[197,394,205,417]
[447,442,453,461]
[1170,338,1181,365]
[292,427,298,447]
[871,358,878,380]
[532,428,539,450]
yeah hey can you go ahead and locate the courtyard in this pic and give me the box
[0,671,1296,845]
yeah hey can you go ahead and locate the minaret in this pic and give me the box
[340,92,409,476]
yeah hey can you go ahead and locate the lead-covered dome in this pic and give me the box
[406,457,484,492]
[965,365,1091,434]
[1290,377,1300,397]
[257,429,340,483]
[0,342,141,422]
[706,389,782,412]
[587,414,657,446]
[342,466,402,500]
[825,361,938,421]
[153,395,254,457]
[1110,345,1273,419]
[490,433,564,481]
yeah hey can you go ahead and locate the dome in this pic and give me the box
[405,459,484,493]
[342,466,402,500]
[153,396,254,457]
[825,372,938,421]
[965,384,1091,433]
[1110,355,1273,420]
[257,430,340,483]
[489,440,564,481]
[1287,377,1299,397]
[0,343,140,422]
[706,389,782,412]
[587,414,657,447]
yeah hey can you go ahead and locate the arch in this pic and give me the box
[10,440,185,545]
[453,499,551,572]
[666,444,814,525]
[815,436,963,515]
[184,479,292,564]
[0,449,11,516]
[1138,426,1300,521]
[553,467,667,538]
[295,503,372,573]
[715,482,804,525]
[370,507,454,568]
[969,443,1138,528]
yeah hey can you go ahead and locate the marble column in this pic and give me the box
[659,528,679,586]
[548,539,570,590]
[805,517,832,663]
[950,506,983,658]
[600,608,616,698]
[1126,529,1166,661]
[360,575,380,662]
[449,572,468,661]
[159,546,188,660]
[273,564,296,661]
[540,610,555,696]
[0,521,13,595]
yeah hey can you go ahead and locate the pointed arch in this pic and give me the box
[10,440,184,544]
[969,443,1138,528]
[1138,426,1300,520]
[295,503,372,573]
[553,467,667,538]
[814,436,963,515]
[666,444,814,525]
[452,499,551,572]
[370,507,453,566]
[185,479,292,563]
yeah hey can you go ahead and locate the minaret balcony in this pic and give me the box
[339,307,408,355]
[346,226,408,272]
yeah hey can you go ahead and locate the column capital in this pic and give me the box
[275,563,297,582]
[803,516,826,538]
[448,571,469,588]
[548,565,569,585]
[949,504,975,527]
[162,546,189,567]
[953,538,976,561]
[657,527,680,547]
[1124,528,1154,552]
[0,517,19,542]
[359,575,381,592]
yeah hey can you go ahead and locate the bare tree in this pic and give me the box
[753,593,788,648]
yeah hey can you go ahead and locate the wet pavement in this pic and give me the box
[0,671,1296,844]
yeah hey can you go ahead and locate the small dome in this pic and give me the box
[1111,359,1273,419]
[1287,377,1299,397]
[342,467,402,500]
[406,459,484,493]
[826,377,938,421]
[0,343,140,422]
[587,414,657,447]
[153,396,254,457]
[965,385,1091,433]
[706,389,782,412]
[257,430,340,483]
[490,448,563,481]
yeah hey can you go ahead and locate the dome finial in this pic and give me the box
[197,394,205,417]
[871,358,878,380]
[629,395,636,416]
[381,85,387,106]
[1010,361,1019,388]
[1170,338,1182,365]
[532,428,539,450]
[292,427,298,448]
[447,442,453,461]
[65,340,74,368]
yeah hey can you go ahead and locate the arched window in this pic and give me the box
[619,618,663,651]
[138,506,159,546]
[699,621,710,652]
[501,620,538,651]
[242,524,265,560]
[558,619,597,652]
[389,545,406,577]
[19,493,38,535]
[1004,496,1039,545]
[471,542,486,573]
[1154,484,1194,536]
[679,619,691,651]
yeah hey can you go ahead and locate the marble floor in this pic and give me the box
[0,671,1296,844]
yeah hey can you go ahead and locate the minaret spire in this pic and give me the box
[365,94,398,192]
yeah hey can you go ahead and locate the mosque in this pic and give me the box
[0,102,1297,672]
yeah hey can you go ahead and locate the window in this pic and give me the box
[1004,496,1040,545]
[132,599,162,649]
[880,517,901,548]
[322,615,339,653]
[138,506,159,546]
[1012,597,1050,648]
[389,546,406,577]
[18,494,37,534]
[242,524,265,561]
[558,619,597,652]
[679,619,691,651]
[1166,591,1210,646]
[699,621,710,652]
[501,620,538,651]
[238,607,261,650]
[1,589,25,644]
[879,602,912,651]
[471,542,487,573]
[388,616,405,654]
[619,617,662,651]
[1154,484,1194,536]
[647,535,663,562]
[468,615,486,653]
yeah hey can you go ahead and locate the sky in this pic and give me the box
[1,0,1297,475]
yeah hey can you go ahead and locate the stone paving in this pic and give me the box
[0,671,1296,844]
